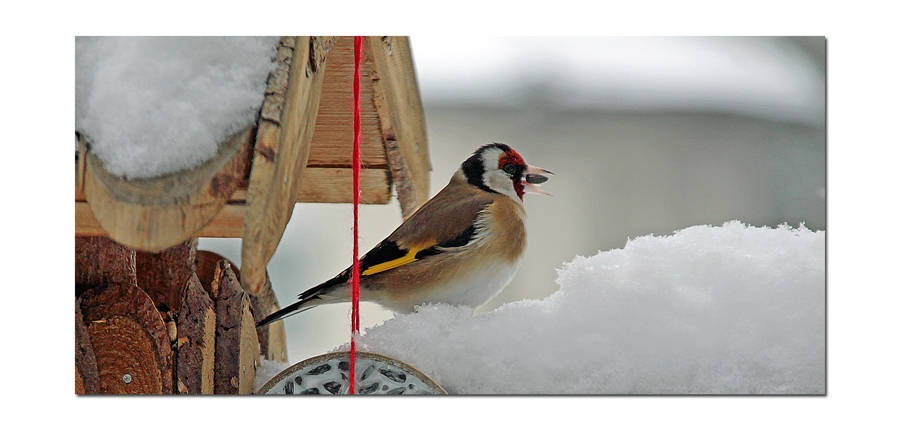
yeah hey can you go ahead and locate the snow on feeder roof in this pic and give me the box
[76,36,279,180]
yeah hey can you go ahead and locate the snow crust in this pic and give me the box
[352,222,825,394]
[75,36,278,179]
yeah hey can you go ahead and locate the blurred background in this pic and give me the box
[200,36,825,362]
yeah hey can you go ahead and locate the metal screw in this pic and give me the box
[305,63,311,78]
[123,374,133,384]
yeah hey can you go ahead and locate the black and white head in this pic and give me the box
[460,143,552,201]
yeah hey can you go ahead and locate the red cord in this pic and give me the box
[349,36,363,395]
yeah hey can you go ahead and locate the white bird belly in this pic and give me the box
[414,258,520,311]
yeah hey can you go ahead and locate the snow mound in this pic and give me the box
[353,221,825,394]
[254,357,291,393]
[75,36,278,179]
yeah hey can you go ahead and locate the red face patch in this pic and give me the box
[499,149,527,200]
[498,149,525,169]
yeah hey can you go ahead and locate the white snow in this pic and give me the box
[254,357,291,393]
[349,221,825,394]
[75,36,278,179]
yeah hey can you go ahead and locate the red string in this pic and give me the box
[349,36,363,395]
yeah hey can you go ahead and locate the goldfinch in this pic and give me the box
[257,143,551,327]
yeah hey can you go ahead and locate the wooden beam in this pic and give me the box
[367,36,431,218]
[241,36,329,295]
[231,167,390,204]
[78,165,391,239]
[81,125,254,252]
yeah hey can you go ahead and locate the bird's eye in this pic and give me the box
[502,163,517,175]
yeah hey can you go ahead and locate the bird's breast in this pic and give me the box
[371,197,527,313]
[414,258,521,311]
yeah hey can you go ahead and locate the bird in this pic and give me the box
[256,142,552,327]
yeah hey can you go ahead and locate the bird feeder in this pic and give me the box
[75,36,433,394]
[258,351,446,395]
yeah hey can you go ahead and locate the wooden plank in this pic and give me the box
[134,239,197,313]
[79,165,391,239]
[241,36,328,295]
[81,124,254,252]
[248,276,288,363]
[367,36,431,218]
[213,260,259,394]
[307,36,388,168]
[196,251,287,363]
[195,203,246,238]
[176,273,216,394]
[295,167,390,204]
[230,167,390,204]
[77,201,248,238]
[78,283,173,394]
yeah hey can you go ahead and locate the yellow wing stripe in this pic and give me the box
[361,246,426,276]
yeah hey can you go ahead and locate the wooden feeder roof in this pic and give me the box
[76,36,431,295]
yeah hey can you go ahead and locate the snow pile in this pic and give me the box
[353,222,825,394]
[254,357,291,393]
[75,36,278,179]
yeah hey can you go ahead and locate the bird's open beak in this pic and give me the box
[523,165,553,195]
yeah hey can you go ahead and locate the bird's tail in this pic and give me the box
[256,271,350,327]
[255,300,316,327]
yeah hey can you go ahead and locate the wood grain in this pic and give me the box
[75,301,100,394]
[176,273,216,394]
[241,36,326,295]
[134,239,197,313]
[367,36,431,218]
[213,260,259,394]
[81,125,254,252]
[78,283,173,394]
[75,236,137,293]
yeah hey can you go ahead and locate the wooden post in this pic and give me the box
[212,260,260,394]
[134,239,197,313]
[195,250,287,363]
[176,274,216,394]
[241,36,330,295]
[249,278,288,363]
[78,283,173,394]
[75,236,136,296]
[368,36,431,218]
[75,302,100,394]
